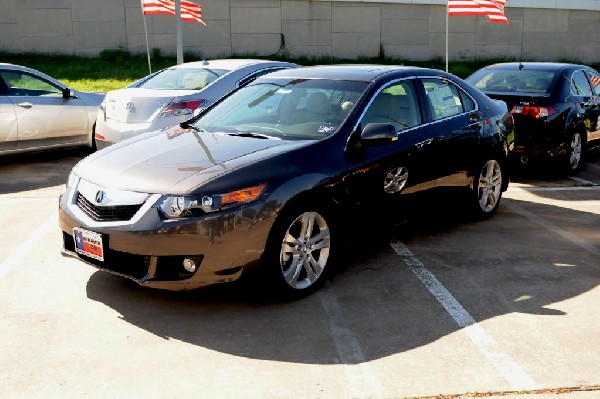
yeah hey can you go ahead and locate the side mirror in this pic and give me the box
[62,87,73,99]
[360,123,398,146]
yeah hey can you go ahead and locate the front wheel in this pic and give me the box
[263,208,335,298]
[471,159,503,219]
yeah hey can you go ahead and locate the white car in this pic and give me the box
[0,63,104,155]
[94,59,298,149]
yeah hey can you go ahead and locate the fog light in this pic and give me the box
[183,258,197,273]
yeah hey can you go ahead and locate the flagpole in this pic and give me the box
[446,0,449,72]
[175,0,184,64]
[141,0,152,74]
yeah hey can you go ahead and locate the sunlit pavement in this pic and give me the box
[0,148,598,399]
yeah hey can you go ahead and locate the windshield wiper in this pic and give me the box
[180,120,204,133]
[226,132,281,140]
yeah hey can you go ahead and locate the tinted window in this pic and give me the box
[139,67,228,90]
[467,69,556,94]
[0,71,62,97]
[422,79,467,121]
[196,79,369,140]
[362,81,421,132]
[571,70,593,96]
[584,70,600,96]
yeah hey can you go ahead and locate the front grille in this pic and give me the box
[76,192,142,222]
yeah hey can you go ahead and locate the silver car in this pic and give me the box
[94,59,298,150]
[0,63,104,155]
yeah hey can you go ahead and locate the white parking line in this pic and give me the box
[569,176,597,186]
[318,288,383,399]
[390,241,539,391]
[0,212,57,282]
[505,200,600,262]
[508,186,600,192]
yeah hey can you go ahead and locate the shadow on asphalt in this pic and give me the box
[0,147,89,194]
[85,193,599,365]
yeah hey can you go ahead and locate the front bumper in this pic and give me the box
[59,190,278,291]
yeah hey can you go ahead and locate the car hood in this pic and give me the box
[74,128,312,195]
[103,88,202,123]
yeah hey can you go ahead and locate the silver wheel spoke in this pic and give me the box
[283,256,303,285]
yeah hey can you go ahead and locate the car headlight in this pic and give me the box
[66,171,79,190]
[159,184,267,219]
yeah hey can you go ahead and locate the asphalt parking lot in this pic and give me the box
[0,148,598,399]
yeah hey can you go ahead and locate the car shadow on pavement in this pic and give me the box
[85,194,599,365]
[0,148,88,194]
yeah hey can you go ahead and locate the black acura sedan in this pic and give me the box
[466,62,600,173]
[59,65,514,297]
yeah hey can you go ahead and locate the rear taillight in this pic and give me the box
[510,105,556,119]
[159,100,206,118]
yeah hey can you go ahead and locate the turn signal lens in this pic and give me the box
[221,184,267,207]
[511,105,556,119]
[159,100,206,118]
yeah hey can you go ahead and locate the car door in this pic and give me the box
[570,69,596,145]
[584,69,600,144]
[343,79,439,210]
[0,69,88,150]
[417,77,481,187]
[0,76,17,152]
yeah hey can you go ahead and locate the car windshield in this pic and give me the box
[467,69,557,94]
[139,67,228,90]
[195,78,369,140]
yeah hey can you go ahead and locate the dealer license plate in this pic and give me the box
[73,228,104,261]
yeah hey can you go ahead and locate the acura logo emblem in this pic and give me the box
[126,102,135,112]
[95,190,105,204]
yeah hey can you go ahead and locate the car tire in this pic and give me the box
[262,205,336,299]
[470,159,503,220]
[562,131,585,174]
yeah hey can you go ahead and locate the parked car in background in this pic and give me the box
[60,65,514,297]
[466,62,600,174]
[0,63,104,155]
[94,59,298,149]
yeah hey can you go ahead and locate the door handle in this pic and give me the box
[17,102,33,109]
[415,137,434,149]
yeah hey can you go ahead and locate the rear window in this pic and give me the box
[139,68,228,90]
[467,69,557,94]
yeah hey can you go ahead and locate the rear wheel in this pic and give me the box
[471,159,503,219]
[562,131,584,174]
[262,207,335,298]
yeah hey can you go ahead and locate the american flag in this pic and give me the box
[448,0,509,24]
[142,0,207,25]
[591,74,600,89]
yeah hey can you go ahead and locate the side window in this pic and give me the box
[571,70,593,96]
[362,81,421,132]
[585,70,600,96]
[422,79,468,121]
[0,71,62,97]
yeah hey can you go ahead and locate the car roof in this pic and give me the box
[172,59,291,70]
[261,64,442,82]
[480,62,589,72]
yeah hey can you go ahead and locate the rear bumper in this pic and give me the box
[94,116,186,150]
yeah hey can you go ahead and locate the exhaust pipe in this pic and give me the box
[520,155,529,164]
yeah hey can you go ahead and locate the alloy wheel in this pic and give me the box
[477,160,502,213]
[569,132,582,170]
[384,166,409,194]
[279,211,330,290]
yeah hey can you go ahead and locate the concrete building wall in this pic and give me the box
[0,0,599,62]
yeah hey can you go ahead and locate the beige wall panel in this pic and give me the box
[72,0,125,22]
[0,6,17,24]
[569,10,600,21]
[568,21,600,45]
[73,22,126,50]
[231,7,281,34]
[282,20,331,46]
[566,45,600,63]
[381,4,430,20]
[0,24,20,52]
[230,0,280,8]
[182,21,230,46]
[20,36,73,54]
[231,33,282,55]
[127,33,177,55]
[476,20,522,45]
[332,6,379,33]
[282,1,331,20]
[200,0,231,20]
[18,9,72,36]
[16,0,70,9]
[476,44,522,60]
[523,9,569,32]
[332,32,380,58]
[430,32,477,60]
[382,20,429,46]
[522,32,568,60]
[182,45,232,59]
[429,5,478,34]
[286,45,331,57]
[383,44,431,60]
